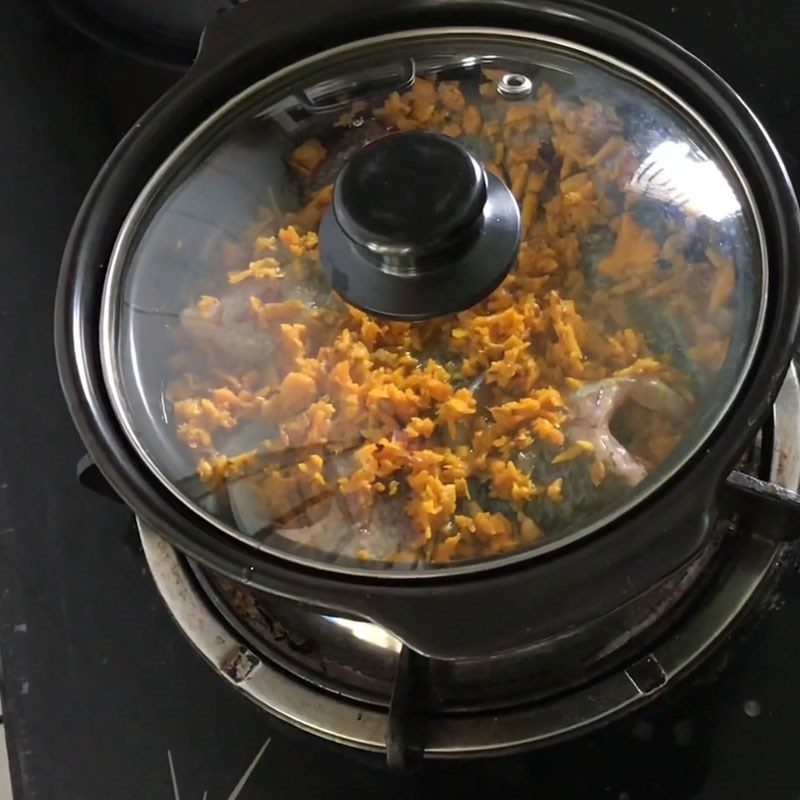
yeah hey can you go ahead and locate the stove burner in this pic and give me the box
[140,363,800,759]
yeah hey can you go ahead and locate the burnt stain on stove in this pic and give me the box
[221,646,260,683]
[221,578,316,656]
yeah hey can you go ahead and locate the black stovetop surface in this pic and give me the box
[3,0,800,797]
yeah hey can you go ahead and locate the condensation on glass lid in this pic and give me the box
[103,31,764,573]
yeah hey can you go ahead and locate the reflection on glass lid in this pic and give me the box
[103,32,763,573]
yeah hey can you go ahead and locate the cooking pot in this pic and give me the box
[55,0,800,660]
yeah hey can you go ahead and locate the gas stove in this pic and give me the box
[141,361,800,764]
[4,1,800,798]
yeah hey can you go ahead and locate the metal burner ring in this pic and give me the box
[140,364,800,756]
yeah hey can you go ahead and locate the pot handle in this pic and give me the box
[192,0,296,73]
[77,454,122,504]
[723,469,800,541]
[191,0,397,75]
[194,5,249,68]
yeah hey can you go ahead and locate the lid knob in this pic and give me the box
[319,131,520,320]
[334,131,487,261]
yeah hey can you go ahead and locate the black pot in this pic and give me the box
[55,0,800,659]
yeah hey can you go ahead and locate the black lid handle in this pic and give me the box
[319,131,520,320]
[334,131,487,263]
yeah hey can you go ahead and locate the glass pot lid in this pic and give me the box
[101,29,765,574]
